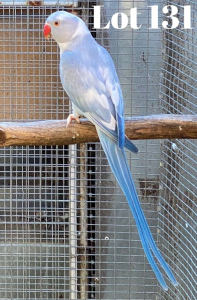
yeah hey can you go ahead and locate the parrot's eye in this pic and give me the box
[54,21,60,26]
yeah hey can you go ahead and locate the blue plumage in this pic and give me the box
[98,129,178,291]
[44,11,178,290]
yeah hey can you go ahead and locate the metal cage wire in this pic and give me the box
[0,1,196,300]
[159,1,197,299]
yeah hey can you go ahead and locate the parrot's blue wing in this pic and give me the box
[97,128,178,291]
[125,136,138,153]
[100,46,125,150]
[60,47,138,154]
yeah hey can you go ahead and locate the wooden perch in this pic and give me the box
[0,114,197,147]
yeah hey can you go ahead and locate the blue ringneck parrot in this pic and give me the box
[44,11,178,291]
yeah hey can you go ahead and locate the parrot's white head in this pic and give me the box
[44,11,90,46]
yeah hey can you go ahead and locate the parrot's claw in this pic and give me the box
[66,114,80,127]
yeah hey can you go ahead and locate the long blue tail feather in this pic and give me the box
[97,128,178,290]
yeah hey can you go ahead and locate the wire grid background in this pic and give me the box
[159,1,197,300]
[0,0,196,300]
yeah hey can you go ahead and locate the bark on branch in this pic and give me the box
[0,114,196,147]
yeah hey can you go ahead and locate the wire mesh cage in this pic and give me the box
[0,1,196,300]
[159,1,197,299]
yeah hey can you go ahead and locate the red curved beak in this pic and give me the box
[44,23,52,40]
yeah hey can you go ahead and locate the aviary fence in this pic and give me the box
[0,1,196,300]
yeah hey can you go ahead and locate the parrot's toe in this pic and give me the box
[66,114,80,127]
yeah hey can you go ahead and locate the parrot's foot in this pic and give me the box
[66,114,80,127]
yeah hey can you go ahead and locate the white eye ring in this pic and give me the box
[54,21,60,27]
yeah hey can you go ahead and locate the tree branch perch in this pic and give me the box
[0,114,197,147]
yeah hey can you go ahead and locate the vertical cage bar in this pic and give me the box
[69,144,78,299]
[79,143,88,299]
